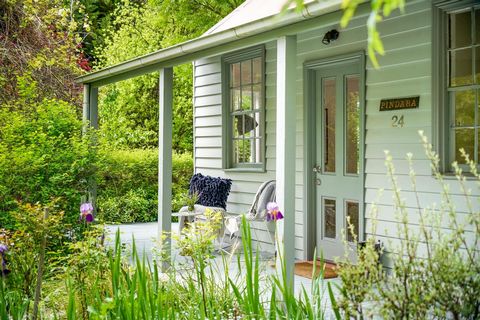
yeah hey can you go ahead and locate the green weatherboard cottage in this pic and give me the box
[77,0,480,277]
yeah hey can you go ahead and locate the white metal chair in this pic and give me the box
[221,180,276,252]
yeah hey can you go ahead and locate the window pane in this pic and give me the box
[323,198,336,239]
[241,85,252,110]
[449,10,471,48]
[252,84,262,110]
[252,57,262,83]
[450,48,473,86]
[323,78,336,173]
[234,139,242,163]
[454,90,475,126]
[476,47,480,84]
[244,139,253,162]
[241,60,252,85]
[346,201,359,242]
[478,130,480,164]
[234,115,243,137]
[346,75,360,175]
[476,9,480,44]
[231,88,241,112]
[478,90,480,126]
[454,128,474,163]
[231,63,240,88]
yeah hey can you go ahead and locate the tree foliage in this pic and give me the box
[96,0,242,151]
[0,0,83,106]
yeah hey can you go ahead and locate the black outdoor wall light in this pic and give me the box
[322,29,339,45]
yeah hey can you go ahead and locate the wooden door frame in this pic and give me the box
[302,52,366,260]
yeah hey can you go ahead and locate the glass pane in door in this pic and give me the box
[323,78,336,173]
[346,201,359,242]
[345,75,360,175]
[323,198,336,239]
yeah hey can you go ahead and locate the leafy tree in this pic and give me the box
[0,0,82,106]
[97,0,242,151]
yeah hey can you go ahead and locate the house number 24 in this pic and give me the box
[391,115,405,128]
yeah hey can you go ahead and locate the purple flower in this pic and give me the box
[0,244,7,254]
[85,213,94,222]
[266,202,284,221]
[80,202,94,223]
[80,202,94,214]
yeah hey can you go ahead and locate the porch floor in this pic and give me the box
[105,222,341,306]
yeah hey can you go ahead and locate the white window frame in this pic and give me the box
[433,0,479,172]
[221,45,266,171]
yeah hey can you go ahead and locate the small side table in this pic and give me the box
[172,211,200,233]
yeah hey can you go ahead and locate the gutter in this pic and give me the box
[75,0,343,85]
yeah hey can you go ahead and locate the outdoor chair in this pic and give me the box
[173,173,232,239]
[221,180,276,252]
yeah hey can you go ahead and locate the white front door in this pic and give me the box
[314,60,364,261]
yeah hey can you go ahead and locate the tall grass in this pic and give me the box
[62,220,339,319]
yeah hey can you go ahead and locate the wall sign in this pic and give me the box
[379,96,419,111]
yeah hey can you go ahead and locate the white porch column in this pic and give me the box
[158,67,173,270]
[275,35,297,281]
[82,84,98,209]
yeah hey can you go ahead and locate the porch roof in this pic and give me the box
[75,0,342,87]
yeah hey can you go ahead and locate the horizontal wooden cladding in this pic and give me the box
[194,56,220,67]
[194,63,221,77]
[365,158,432,175]
[194,136,221,147]
[195,126,221,137]
[366,61,430,85]
[365,188,479,213]
[194,94,222,107]
[365,143,427,160]
[194,73,221,86]
[366,173,479,195]
[194,147,222,158]
[365,127,431,144]
[367,219,477,243]
[195,115,222,127]
[195,158,222,168]
[194,105,221,117]
[194,84,221,97]
[366,104,431,127]
[365,204,477,231]
[366,77,430,100]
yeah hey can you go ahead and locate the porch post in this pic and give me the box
[158,67,173,270]
[82,84,98,209]
[82,84,90,134]
[275,35,297,282]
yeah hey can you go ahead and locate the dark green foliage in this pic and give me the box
[96,149,193,223]
[0,100,96,229]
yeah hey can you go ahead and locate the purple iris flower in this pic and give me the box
[80,202,94,223]
[0,244,9,276]
[266,202,284,222]
[80,202,94,214]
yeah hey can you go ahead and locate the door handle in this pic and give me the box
[313,165,322,173]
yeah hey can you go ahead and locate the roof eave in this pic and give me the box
[75,0,343,86]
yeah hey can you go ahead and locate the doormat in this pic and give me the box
[294,261,338,279]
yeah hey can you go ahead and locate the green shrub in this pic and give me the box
[0,100,96,230]
[96,148,193,223]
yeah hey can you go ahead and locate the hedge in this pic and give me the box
[96,149,193,223]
